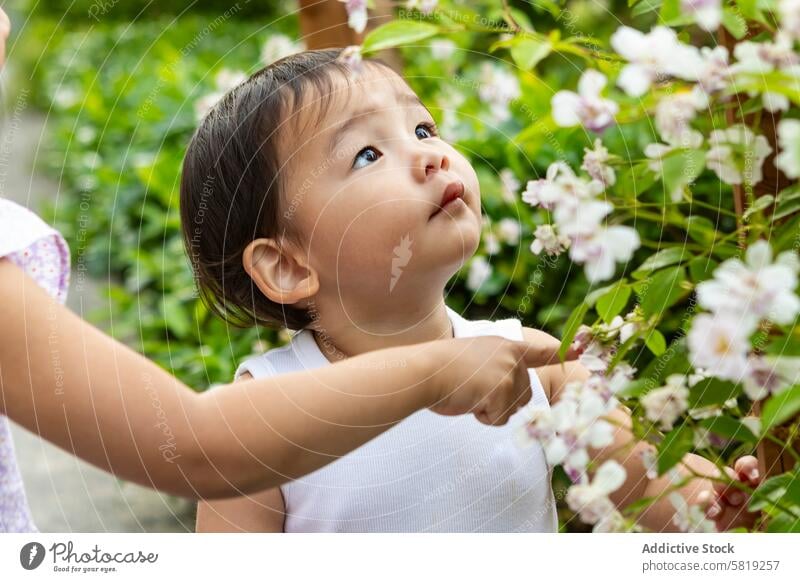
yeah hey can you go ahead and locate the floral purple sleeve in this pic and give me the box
[0,198,71,532]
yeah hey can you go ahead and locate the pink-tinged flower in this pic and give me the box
[743,356,787,401]
[654,88,707,148]
[568,226,640,283]
[566,460,627,525]
[340,0,368,34]
[732,35,800,112]
[338,45,364,74]
[780,0,800,40]
[581,139,616,188]
[611,26,704,97]
[681,0,722,32]
[776,119,800,179]
[687,313,752,382]
[406,0,438,14]
[669,492,717,532]
[551,69,619,132]
[478,63,521,122]
[530,225,570,256]
[696,46,731,94]
[706,125,772,186]
[522,162,602,210]
[696,240,800,327]
[641,375,690,431]
[498,168,520,203]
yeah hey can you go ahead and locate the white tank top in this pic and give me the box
[236,306,558,532]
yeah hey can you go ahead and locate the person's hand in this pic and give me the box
[0,8,10,69]
[427,336,579,426]
[698,455,762,531]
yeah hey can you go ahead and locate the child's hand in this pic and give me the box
[698,455,762,531]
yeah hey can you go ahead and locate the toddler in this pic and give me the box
[181,49,757,532]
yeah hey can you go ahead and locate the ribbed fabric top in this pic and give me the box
[236,306,558,532]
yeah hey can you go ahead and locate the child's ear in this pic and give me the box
[243,238,319,305]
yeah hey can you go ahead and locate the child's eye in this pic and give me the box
[415,122,438,139]
[352,146,382,170]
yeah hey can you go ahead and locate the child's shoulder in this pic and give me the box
[234,330,310,381]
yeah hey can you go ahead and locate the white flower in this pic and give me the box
[497,218,521,245]
[478,63,521,122]
[780,0,800,40]
[743,356,787,401]
[340,0,368,34]
[681,0,722,32]
[215,69,247,92]
[688,313,752,382]
[552,69,619,132]
[669,492,717,532]
[593,510,630,532]
[641,375,690,431]
[554,199,613,238]
[530,224,570,256]
[484,232,501,255]
[611,26,704,97]
[776,119,800,178]
[569,226,641,283]
[498,168,520,203]
[732,36,799,112]
[640,448,659,480]
[522,162,603,210]
[566,460,627,525]
[261,34,302,66]
[338,45,364,74]
[466,256,492,291]
[406,0,438,14]
[654,89,706,148]
[696,240,800,327]
[696,46,731,94]
[430,39,455,59]
[706,125,772,186]
[581,139,616,187]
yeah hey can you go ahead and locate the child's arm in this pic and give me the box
[524,327,753,532]
[196,373,286,533]
[196,489,286,532]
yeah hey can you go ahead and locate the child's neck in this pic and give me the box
[306,293,453,362]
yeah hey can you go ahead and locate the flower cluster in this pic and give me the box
[522,157,640,283]
[688,241,800,399]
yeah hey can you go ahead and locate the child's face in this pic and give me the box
[281,65,482,303]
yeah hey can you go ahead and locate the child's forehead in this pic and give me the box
[284,65,423,152]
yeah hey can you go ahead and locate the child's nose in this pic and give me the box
[412,148,450,182]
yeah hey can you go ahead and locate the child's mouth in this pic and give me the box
[430,181,466,220]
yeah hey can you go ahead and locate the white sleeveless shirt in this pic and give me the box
[236,306,558,532]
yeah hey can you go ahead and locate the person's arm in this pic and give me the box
[1,259,567,499]
[527,326,758,532]
[196,373,287,533]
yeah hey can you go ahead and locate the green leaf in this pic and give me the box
[689,378,741,409]
[721,8,748,39]
[639,266,687,317]
[685,215,718,246]
[766,333,800,356]
[640,339,692,385]
[660,0,680,21]
[766,513,800,532]
[632,0,662,17]
[657,424,693,475]
[644,328,667,356]
[633,248,688,279]
[761,385,800,431]
[773,186,800,221]
[743,194,775,220]
[596,283,631,324]
[162,296,191,339]
[688,256,719,283]
[362,20,440,53]
[749,473,793,512]
[509,36,551,70]
[559,302,589,360]
[660,149,706,202]
[699,415,758,444]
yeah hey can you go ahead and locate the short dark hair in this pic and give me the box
[180,48,392,330]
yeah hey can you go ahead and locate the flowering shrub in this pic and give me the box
[345,0,800,532]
